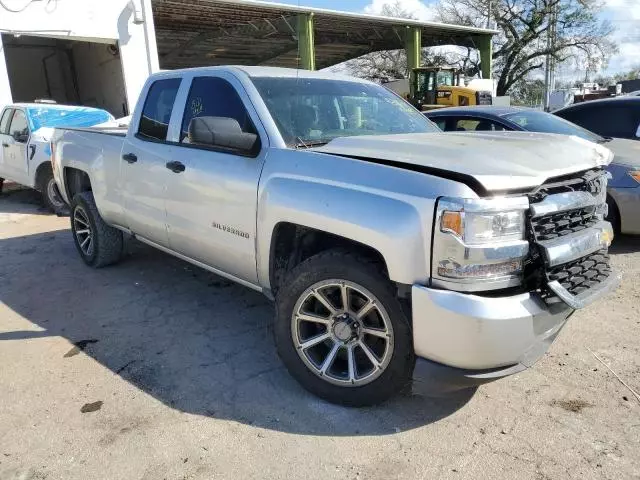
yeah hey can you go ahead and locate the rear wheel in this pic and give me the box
[70,191,123,267]
[275,250,414,406]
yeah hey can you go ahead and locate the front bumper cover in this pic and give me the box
[411,285,574,371]
[410,270,618,391]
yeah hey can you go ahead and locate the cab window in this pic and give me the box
[9,110,29,142]
[180,76,257,144]
[137,78,181,141]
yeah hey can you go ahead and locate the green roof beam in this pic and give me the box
[297,13,315,70]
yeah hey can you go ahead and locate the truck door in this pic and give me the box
[164,73,267,285]
[120,77,182,246]
[0,108,13,178]
[2,109,30,185]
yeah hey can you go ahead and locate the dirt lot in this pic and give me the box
[1,185,639,480]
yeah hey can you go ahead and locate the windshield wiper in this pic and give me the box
[294,137,329,149]
[597,136,613,144]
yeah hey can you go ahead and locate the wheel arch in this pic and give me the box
[33,161,54,192]
[267,222,389,296]
[63,167,93,202]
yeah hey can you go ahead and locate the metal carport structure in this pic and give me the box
[152,0,496,78]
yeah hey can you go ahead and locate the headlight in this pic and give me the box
[441,210,525,244]
[432,196,530,291]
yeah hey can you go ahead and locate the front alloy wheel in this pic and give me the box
[275,250,414,407]
[292,280,394,386]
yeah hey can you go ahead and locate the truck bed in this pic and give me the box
[51,127,127,210]
[55,126,128,137]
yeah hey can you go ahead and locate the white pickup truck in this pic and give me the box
[51,67,619,406]
[0,103,113,210]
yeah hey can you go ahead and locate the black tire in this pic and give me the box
[606,195,621,235]
[274,249,414,407]
[70,191,123,268]
[37,165,66,212]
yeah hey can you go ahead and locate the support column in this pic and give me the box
[404,26,422,72]
[118,0,160,115]
[0,35,13,108]
[476,35,493,79]
[404,26,421,99]
[297,13,315,70]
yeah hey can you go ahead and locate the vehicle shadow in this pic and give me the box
[0,184,50,216]
[0,228,475,437]
[610,234,640,255]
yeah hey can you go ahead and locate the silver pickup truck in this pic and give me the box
[51,67,619,406]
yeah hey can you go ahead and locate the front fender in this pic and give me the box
[256,175,432,288]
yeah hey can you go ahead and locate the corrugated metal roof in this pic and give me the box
[152,0,496,70]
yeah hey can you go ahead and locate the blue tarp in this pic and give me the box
[27,106,114,131]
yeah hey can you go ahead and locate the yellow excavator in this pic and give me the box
[385,67,493,111]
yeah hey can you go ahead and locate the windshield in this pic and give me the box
[251,77,439,146]
[26,106,114,131]
[502,110,603,143]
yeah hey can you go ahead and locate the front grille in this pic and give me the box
[525,168,612,302]
[547,250,612,296]
[530,206,599,241]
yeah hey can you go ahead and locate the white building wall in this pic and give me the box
[0,36,12,109]
[0,0,159,112]
[72,43,128,117]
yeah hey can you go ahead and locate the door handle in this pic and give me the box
[122,153,138,164]
[166,161,185,173]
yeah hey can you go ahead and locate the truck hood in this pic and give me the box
[315,132,613,193]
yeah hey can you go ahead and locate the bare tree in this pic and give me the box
[346,1,479,81]
[437,0,617,95]
[346,1,415,81]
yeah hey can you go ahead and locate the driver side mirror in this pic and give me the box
[13,132,29,143]
[188,116,259,155]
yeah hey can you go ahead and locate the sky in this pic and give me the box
[266,0,640,79]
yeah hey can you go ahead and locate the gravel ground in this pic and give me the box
[1,185,639,480]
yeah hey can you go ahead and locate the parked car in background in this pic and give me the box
[425,106,640,235]
[554,97,640,141]
[51,67,619,406]
[0,103,113,211]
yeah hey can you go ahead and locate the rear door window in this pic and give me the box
[0,108,13,134]
[137,78,181,141]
